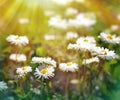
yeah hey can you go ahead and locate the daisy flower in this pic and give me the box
[32,57,56,68]
[98,32,120,44]
[82,57,99,65]
[9,53,26,62]
[68,36,96,52]
[0,81,8,91]
[34,67,55,79]
[92,47,118,60]
[6,35,29,47]
[16,66,32,78]
[59,62,78,72]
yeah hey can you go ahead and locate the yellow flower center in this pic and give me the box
[40,68,48,74]
[66,62,72,66]
[107,35,113,39]
[22,67,27,70]
[102,50,107,54]
[15,36,20,40]
[83,39,89,42]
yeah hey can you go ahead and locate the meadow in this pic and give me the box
[0,0,120,100]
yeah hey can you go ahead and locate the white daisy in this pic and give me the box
[16,66,32,78]
[59,62,78,72]
[68,36,96,52]
[65,32,78,39]
[98,32,120,44]
[0,81,8,91]
[34,67,55,79]
[32,57,56,68]
[82,57,99,65]
[6,35,29,47]
[92,47,118,60]
[76,36,96,44]
[9,53,26,62]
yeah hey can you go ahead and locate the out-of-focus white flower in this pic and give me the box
[65,32,78,39]
[16,66,32,78]
[44,35,56,40]
[34,67,55,79]
[52,0,72,5]
[32,57,56,68]
[117,14,120,20]
[44,11,55,17]
[82,57,99,65]
[92,47,118,60]
[18,18,29,24]
[59,62,78,72]
[65,7,78,16]
[67,43,80,50]
[9,54,26,62]
[76,36,96,44]
[6,35,29,47]
[110,25,119,31]
[74,0,85,3]
[98,32,120,44]
[70,79,79,84]
[30,88,41,95]
[48,15,68,29]
[76,13,96,27]
[0,81,8,91]
[68,13,96,28]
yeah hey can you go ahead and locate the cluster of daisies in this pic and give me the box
[68,32,119,63]
[6,35,32,78]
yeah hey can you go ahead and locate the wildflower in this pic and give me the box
[92,47,118,60]
[68,36,96,51]
[6,35,29,47]
[59,62,78,72]
[44,34,56,40]
[48,15,68,29]
[98,32,120,44]
[68,13,96,28]
[0,81,8,91]
[16,66,32,78]
[82,57,99,65]
[65,32,78,39]
[65,7,78,16]
[9,53,26,62]
[32,57,56,68]
[76,13,96,27]
[70,79,79,84]
[44,10,55,17]
[52,0,72,5]
[110,25,119,31]
[34,67,55,79]
[18,18,29,24]
[30,88,41,95]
